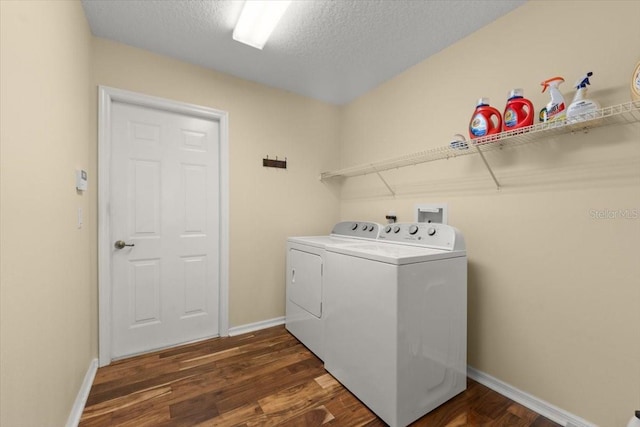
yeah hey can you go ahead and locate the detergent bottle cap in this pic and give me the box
[575,72,594,89]
[508,88,523,99]
[541,76,565,93]
[477,97,490,106]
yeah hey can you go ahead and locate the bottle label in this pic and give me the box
[470,114,488,136]
[539,107,547,122]
[504,108,518,128]
[547,102,566,120]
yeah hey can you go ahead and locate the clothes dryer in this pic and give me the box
[285,221,381,360]
[324,223,467,427]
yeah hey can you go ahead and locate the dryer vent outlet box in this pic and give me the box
[415,204,448,224]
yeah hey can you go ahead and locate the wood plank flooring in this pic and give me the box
[80,326,561,426]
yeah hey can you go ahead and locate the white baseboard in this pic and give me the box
[467,366,597,427]
[228,316,285,337]
[66,358,98,427]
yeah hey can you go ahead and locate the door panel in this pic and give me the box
[129,259,161,325]
[132,160,160,234]
[111,101,219,358]
[181,255,207,317]
[289,249,323,318]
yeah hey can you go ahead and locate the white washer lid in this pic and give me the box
[288,235,361,249]
[326,242,466,265]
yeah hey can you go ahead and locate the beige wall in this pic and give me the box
[0,1,94,426]
[1,3,340,423]
[91,38,342,328]
[337,1,640,426]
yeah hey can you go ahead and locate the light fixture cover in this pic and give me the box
[233,0,292,49]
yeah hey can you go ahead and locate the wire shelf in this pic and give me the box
[319,101,640,181]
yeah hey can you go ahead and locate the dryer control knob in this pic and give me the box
[351,223,358,231]
[427,227,436,236]
[362,225,369,231]
[409,225,419,235]
[384,225,392,233]
[393,226,401,233]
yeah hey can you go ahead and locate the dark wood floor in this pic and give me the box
[80,326,560,426]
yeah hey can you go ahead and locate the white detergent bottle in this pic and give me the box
[627,411,640,427]
[540,76,567,122]
[632,60,640,101]
[566,72,601,122]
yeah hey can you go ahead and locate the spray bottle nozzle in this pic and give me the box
[541,76,565,93]
[575,72,594,89]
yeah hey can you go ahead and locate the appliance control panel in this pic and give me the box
[378,223,465,251]
[331,221,382,239]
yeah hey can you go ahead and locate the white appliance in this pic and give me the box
[285,221,381,360]
[324,222,467,427]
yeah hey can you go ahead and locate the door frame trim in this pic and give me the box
[98,86,230,366]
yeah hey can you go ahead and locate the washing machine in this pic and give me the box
[324,222,467,427]
[285,221,381,360]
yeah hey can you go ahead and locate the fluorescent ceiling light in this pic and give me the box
[233,0,292,49]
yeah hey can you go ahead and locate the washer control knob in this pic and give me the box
[393,226,401,233]
[362,224,369,231]
[427,227,437,236]
[384,225,392,233]
[351,223,358,231]
[409,225,419,235]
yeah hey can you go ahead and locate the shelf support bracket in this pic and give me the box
[371,165,396,196]
[475,146,501,190]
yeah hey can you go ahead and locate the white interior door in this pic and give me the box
[109,100,220,359]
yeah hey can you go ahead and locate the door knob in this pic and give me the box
[114,240,135,249]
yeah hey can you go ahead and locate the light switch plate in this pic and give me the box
[77,207,83,229]
[76,169,88,191]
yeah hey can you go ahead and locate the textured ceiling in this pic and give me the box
[82,0,526,105]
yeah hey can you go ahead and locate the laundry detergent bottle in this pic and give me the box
[503,89,534,131]
[469,98,502,139]
[631,60,640,101]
